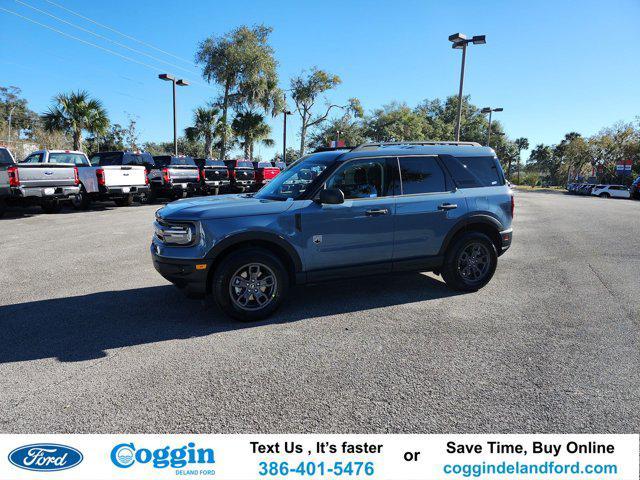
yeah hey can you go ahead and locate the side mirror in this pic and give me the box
[318,188,344,205]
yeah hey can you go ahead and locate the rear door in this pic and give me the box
[301,157,396,274]
[393,156,468,259]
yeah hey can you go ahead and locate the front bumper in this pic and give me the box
[11,185,80,199]
[150,244,209,298]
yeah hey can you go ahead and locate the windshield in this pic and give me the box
[49,152,89,166]
[254,155,331,201]
[237,161,253,169]
[90,152,122,166]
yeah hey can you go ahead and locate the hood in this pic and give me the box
[157,194,293,221]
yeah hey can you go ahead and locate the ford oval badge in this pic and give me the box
[8,444,83,472]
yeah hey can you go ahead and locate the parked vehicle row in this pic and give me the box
[567,182,635,199]
[0,146,286,217]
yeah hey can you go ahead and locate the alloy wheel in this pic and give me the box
[457,242,491,283]
[229,263,278,311]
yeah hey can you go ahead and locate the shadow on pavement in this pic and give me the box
[0,272,461,364]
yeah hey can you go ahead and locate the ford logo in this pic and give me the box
[8,444,83,472]
[44,171,54,175]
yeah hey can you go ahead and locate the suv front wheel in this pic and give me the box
[212,248,289,321]
[441,232,498,292]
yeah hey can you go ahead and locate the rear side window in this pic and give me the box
[398,156,446,194]
[445,156,504,188]
[0,149,14,165]
[21,153,44,163]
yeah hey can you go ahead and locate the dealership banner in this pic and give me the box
[0,434,637,479]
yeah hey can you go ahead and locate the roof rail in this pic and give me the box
[352,140,482,150]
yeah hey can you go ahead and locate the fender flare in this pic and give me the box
[438,214,504,256]
[204,231,303,272]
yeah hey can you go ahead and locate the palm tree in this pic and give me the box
[231,111,273,160]
[185,103,221,158]
[41,90,109,151]
[514,137,529,182]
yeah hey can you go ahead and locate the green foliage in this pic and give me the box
[271,147,299,165]
[196,25,282,159]
[41,90,109,151]
[231,111,272,160]
[185,103,221,158]
[290,67,345,155]
[144,136,207,158]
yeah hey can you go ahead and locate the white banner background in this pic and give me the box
[0,434,637,480]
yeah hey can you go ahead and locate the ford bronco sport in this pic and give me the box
[151,141,514,321]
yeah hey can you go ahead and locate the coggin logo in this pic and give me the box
[8,444,83,472]
[111,442,215,469]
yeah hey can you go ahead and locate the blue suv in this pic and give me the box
[151,141,514,321]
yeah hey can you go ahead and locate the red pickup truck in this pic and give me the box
[252,161,280,189]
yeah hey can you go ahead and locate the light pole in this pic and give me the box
[449,33,486,141]
[282,93,292,164]
[481,107,503,146]
[158,74,189,155]
[7,105,16,145]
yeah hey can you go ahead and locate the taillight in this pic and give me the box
[96,168,105,186]
[197,169,201,181]
[162,168,170,183]
[7,166,19,187]
[510,195,515,217]
[145,173,149,185]
[73,166,79,185]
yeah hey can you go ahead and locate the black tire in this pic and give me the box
[114,194,134,207]
[41,198,62,214]
[212,248,289,321]
[71,187,91,210]
[147,188,158,203]
[0,198,6,218]
[599,192,610,198]
[441,232,498,292]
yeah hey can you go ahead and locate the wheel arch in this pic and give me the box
[204,232,302,293]
[439,214,504,257]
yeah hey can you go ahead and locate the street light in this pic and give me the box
[158,73,189,155]
[449,33,486,141]
[7,105,16,146]
[335,130,343,147]
[282,93,293,164]
[481,107,503,146]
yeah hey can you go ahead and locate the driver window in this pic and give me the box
[326,159,390,199]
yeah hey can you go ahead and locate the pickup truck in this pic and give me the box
[9,149,81,213]
[149,155,200,201]
[252,161,280,190]
[223,159,256,192]
[81,151,150,208]
[194,158,230,195]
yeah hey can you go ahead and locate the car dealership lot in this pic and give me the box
[0,191,638,433]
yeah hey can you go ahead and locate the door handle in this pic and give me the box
[438,203,458,211]
[365,208,389,216]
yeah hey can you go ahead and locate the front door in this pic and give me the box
[301,157,396,274]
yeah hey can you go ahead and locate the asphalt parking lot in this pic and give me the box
[0,190,638,433]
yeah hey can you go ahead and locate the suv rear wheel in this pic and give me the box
[212,248,289,321]
[441,232,497,292]
[599,192,610,198]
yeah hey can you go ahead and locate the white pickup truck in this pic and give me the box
[22,150,148,209]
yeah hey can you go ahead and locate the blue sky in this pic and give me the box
[1,0,638,159]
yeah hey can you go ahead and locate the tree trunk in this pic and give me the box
[205,133,213,158]
[73,129,82,151]
[299,123,307,157]
[220,83,230,160]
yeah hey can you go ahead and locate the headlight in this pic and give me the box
[154,218,197,246]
